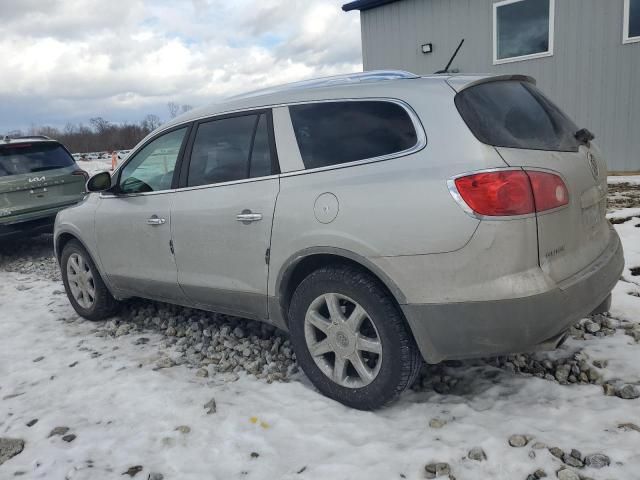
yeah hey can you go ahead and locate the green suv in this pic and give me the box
[0,135,88,238]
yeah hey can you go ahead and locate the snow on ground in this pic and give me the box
[607,175,640,185]
[1,184,640,479]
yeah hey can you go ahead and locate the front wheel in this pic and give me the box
[60,240,119,321]
[288,265,422,410]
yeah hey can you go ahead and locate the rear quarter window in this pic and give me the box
[0,142,75,177]
[288,100,419,169]
[454,81,580,152]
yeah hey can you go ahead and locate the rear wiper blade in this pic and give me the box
[575,128,595,144]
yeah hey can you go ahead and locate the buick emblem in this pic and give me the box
[587,152,599,180]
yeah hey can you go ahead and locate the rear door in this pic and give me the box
[171,111,280,320]
[0,142,85,221]
[455,80,609,283]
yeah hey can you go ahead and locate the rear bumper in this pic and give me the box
[402,229,624,363]
[0,202,80,238]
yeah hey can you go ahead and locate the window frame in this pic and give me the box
[492,0,555,65]
[105,123,193,198]
[284,98,426,176]
[624,0,640,44]
[176,108,280,190]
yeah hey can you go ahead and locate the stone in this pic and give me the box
[583,453,610,469]
[556,469,580,480]
[429,418,447,429]
[26,419,38,427]
[147,474,164,480]
[555,365,571,383]
[570,449,582,460]
[175,425,191,434]
[562,453,583,468]
[467,447,486,461]
[122,465,144,477]
[532,442,546,450]
[602,384,616,396]
[155,357,175,369]
[584,321,601,333]
[549,447,564,459]
[616,384,640,399]
[195,368,208,378]
[534,469,547,478]
[62,434,76,443]
[508,434,528,448]
[204,398,217,414]
[32,356,44,362]
[424,462,450,478]
[48,427,70,437]
[250,452,259,458]
[0,438,25,466]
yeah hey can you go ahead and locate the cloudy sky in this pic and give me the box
[0,0,362,133]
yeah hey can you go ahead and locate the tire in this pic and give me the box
[288,265,422,410]
[60,240,119,321]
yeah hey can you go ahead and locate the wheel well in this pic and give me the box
[55,232,77,260]
[279,253,401,326]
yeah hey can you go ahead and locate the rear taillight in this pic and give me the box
[452,170,568,217]
[72,169,89,182]
[526,171,569,212]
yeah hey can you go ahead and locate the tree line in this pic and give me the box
[4,103,193,154]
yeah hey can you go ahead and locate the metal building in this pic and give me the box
[343,0,640,172]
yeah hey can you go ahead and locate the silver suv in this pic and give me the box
[54,71,624,409]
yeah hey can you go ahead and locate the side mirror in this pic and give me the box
[86,171,113,193]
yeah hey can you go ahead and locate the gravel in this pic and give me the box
[0,438,25,466]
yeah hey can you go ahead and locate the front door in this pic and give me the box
[95,126,190,302]
[171,111,280,320]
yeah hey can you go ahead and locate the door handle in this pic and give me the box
[236,211,262,223]
[146,215,166,225]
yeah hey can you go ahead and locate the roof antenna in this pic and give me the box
[435,38,464,74]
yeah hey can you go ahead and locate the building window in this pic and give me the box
[624,0,640,44]
[493,0,555,64]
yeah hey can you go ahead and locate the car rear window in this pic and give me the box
[455,81,580,152]
[289,101,418,169]
[0,142,75,177]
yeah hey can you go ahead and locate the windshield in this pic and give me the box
[0,142,75,177]
[455,80,581,152]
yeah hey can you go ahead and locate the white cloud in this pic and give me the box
[0,0,362,130]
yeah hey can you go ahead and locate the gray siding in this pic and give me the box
[360,0,640,172]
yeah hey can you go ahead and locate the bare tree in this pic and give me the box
[167,102,180,119]
[90,117,110,134]
[141,114,162,132]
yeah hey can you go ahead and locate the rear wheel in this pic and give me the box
[288,265,422,410]
[61,240,119,321]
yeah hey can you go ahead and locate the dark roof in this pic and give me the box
[342,0,401,12]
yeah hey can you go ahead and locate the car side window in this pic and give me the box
[119,127,188,194]
[288,101,418,170]
[187,113,274,187]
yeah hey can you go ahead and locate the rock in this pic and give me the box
[155,357,175,369]
[603,384,616,396]
[175,425,191,434]
[562,453,583,468]
[569,449,582,460]
[0,438,25,466]
[618,422,640,432]
[556,469,580,480]
[26,419,38,427]
[147,474,164,480]
[508,434,528,448]
[48,426,70,437]
[134,337,150,345]
[204,398,217,414]
[468,447,486,461]
[549,447,564,459]
[532,442,546,450]
[32,356,44,362]
[195,368,208,378]
[555,365,571,383]
[583,453,610,468]
[534,469,547,478]
[429,418,446,429]
[250,452,259,458]
[616,384,640,399]
[62,434,76,443]
[424,462,450,478]
[584,321,601,333]
[115,324,132,337]
[122,465,144,477]
[233,327,245,339]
